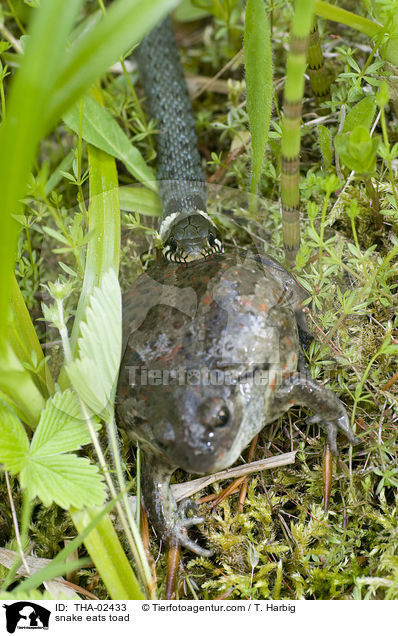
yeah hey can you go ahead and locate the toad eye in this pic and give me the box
[216,406,230,427]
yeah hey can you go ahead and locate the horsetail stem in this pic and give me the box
[281,0,315,265]
[307,18,330,98]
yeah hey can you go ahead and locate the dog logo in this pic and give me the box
[3,602,50,633]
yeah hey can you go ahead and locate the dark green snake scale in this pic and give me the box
[137,17,222,261]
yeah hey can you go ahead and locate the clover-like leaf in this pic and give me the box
[0,393,106,509]
[30,389,100,456]
[20,454,106,509]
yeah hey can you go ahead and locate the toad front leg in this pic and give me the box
[271,372,360,455]
[141,453,212,557]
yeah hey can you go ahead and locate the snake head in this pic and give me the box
[162,212,223,262]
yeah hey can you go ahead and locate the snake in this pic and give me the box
[136,17,223,262]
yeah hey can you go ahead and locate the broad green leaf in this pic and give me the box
[0,400,29,473]
[21,454,106,509]
[30,390,100,456]
[119,185,161,215]
[335,125,380,174]
[63,94,156,188]
[376,80,389,109]
[244,0,273,197]
[67,270,121,415]
[382,37,398,67]
[342,95,376,134]
[318,125,333,170]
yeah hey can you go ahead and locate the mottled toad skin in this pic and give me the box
[116,252,358,555]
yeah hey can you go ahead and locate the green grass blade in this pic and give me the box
[0,0,177,348]
[11,494,123,595]
[0,0,84,346]
[314,0,383,38]
[0,343,46,427]
[0,399,30,473]
[72,507,145,599]
[9,276,54,397]
[0,276,53,428]
[45,0,179,132]
[244,0,273,201]
[12,558,91,595]
[69,89,121,352]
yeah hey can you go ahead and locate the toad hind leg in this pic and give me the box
[141,453,212,557]
[271,372,360,455]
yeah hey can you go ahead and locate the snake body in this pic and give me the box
[137,18,222,261]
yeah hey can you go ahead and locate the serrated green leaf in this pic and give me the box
[20,454,106,508]
[0,400,29,473]
[63,94,156,189]
[244,0,273,198]
[30,390,100,456]
[67,270,121,415]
